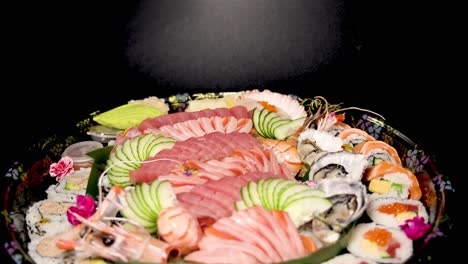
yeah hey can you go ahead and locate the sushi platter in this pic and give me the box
[1,90,452,263]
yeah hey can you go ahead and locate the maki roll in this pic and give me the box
[338,128,375,148]
[353,140,402,167]
[366,197,429,228]
[25,199,73,240]
[365,161,422,200]
[347,223,413,263]
[46,168,90,203]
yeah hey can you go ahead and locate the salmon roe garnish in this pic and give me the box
[378,203,418,216]
[363,228,392,247]
[259,101,277,112]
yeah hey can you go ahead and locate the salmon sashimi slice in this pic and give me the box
[183,147,291,182]
[154,116,253,141]
[184,206,308,263]
[139,105,250,131]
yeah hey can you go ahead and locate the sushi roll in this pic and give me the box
[321,253,377,264]
[25,199,73,240]
[28,235,75,264]
[327,122,351,137]
[46,167,90,203]
[338,128,375,148]
[307,151,368,182]
[347,223,413,263]
[353,140,402,167]
[366,197,428,228]
[365,161,422,200]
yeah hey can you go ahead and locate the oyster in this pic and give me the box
[311,179,368,244]
[308,151,368,182]
[297,129,343,166]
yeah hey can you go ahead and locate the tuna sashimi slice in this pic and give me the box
[176,173,283,220]
[130,132,262,184]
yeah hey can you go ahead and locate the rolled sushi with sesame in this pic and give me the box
[46,167,90,203]
[25,199,73,240]
[347,223,413,263]
[366,197,429,228]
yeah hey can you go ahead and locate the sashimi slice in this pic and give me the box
[139,105,250,130]
[184,206,308,263]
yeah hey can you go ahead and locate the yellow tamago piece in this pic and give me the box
[369,179,392,194]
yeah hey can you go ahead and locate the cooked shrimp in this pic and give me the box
[257,137,302,176]
[157,205,203,255]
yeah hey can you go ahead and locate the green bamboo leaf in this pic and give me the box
[85,145,113,199]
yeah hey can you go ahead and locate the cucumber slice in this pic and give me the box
[262,112,280,138]
[277,184,312,208]
[282,196,332,227]
[234,200,248,211]
[155,180,177,211]
[264,178,282,209]
[122,140,140,168]
[125,190,153,222]
[120,195,157,232]
[272,180,297,209]
[137,133,154,161]
[130,138,140,164]
[252,108,264,137]
[150,180,162,212]
[241,184,254,207]
[268,119,290,138]
[108,153,135,172]
[135,183,157,219]
[281,189,326,210]
[273,117,306,140]
[106,134,176,187]
[148,140,176,158]
[264,116,281,138]
[256,179,267,208]
[263,178,276,209]
[247,181,261,206]
[257,108,269,137]
[114,145,138,169]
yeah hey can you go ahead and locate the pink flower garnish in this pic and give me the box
[399,216,431,240]
[49,156,74,181]
[67,195,96,225]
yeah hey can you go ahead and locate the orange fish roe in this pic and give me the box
[259,101,277,112]
[378,203,418,216]
[363,228,392,247]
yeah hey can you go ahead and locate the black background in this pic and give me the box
[2,1,459,263]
